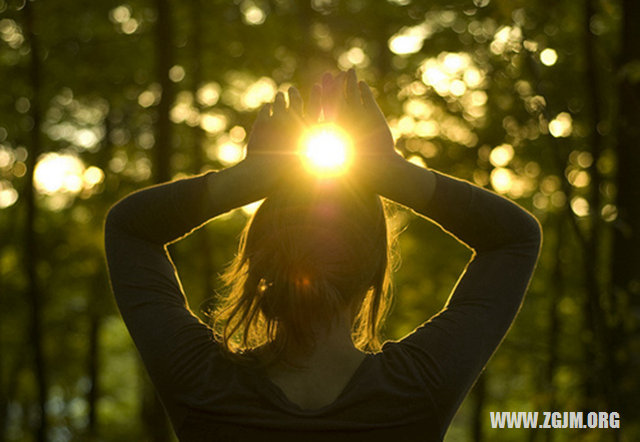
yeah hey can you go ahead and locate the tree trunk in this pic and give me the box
[140,0,175,440]
[581,0,619,415]
[612,0,640,430]
[22,2,47,440]
[86,314,100,438]
[190,0,215,299]
[0,354,26,442]
[153,0,174,184]
[84,105,117,441]
[542,214,565,442]
[0,176,21,440]
[0,244,6,440]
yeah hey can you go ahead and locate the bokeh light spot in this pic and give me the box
[570,196,590,217]
[169,65,186,83]
[490,167,514,194]
[33,153,103,198]
[242,3,266,25]
[200,112,227,134]
[217,141,244,166]
[489,144,514,167]
[549,112,573,137]
[242,77,277,110]
[196,82,221,106]
[0,180,18,208]
[540,48,558,66]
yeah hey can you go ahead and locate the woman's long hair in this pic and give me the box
[213,182,394,365]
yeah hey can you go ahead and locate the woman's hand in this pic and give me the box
[320,70,407,190]
[322,70,396,158]
[320,69,436,208]
[240,85,321,191]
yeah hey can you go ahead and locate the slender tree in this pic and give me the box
[544,215,565,442]
[140,0,176,440]
[153,0,174,185]
[22,1,47,440]
[581,0,618,414]
[189,0,215,299]
[612,0,640,431]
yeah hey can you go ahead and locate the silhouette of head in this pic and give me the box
[215,181,392,363]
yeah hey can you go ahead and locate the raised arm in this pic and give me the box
[105,87,313,244]
[327,69,542,432]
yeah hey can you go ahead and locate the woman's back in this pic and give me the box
[264,338,367,410]
[104,172,540,441]
[169,340,442,441]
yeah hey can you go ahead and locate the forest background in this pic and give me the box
[0,0,638,440]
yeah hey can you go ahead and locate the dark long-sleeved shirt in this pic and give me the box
[104,170,541,441]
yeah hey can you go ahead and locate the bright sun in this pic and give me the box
[300,124,352,177]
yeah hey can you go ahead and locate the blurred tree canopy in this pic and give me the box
[0,0,638,440]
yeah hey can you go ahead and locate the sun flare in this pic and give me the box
[300,124,352,177]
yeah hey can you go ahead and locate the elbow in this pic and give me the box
[104,202,125,264]
[520,211,543,254]
[527,212,542,243]
[104,198,131,236]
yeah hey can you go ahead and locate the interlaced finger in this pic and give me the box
[345,68,361,107]
[307,83,322,123]
[321,72,346,122]
[358,81,377,109]
[257,103,271,122]
[288,86,303,115]
[273,91,286,117]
